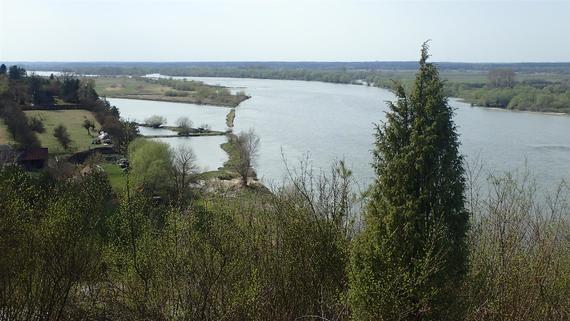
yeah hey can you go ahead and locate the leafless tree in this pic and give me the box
[176,117,193,135]
[172,144,198,198]
[235,129,260,186]
[145,115,166,128]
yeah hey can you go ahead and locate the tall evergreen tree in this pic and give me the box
[349,42,469,321]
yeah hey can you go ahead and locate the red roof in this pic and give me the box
[18,148,48,161]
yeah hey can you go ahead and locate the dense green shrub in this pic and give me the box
[0,167,112,321]
[128,138,174,196]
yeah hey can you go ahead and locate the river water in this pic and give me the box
[106,98,230,172]
[108,98,229,131]
[109,77,570,193]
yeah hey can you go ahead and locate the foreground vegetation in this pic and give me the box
[94,76,249,107]
[1,151,568,321]
[2,47,569,321]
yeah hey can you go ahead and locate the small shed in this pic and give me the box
[17,148,48,170]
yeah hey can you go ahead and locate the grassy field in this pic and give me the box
[24,110,102,154]
[0,119,12,145]
[101,163,127,193]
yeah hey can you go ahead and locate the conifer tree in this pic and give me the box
[349,42,469,321]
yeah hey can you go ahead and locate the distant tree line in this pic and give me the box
[161,68,370,84]
[13,60,569,113]
[446,69,570,113]
[22,60,570,75]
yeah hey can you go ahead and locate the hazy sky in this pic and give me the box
[1,0,569,62]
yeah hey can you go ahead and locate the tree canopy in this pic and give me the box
[128,138,174,196]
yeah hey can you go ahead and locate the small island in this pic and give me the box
[94,76,250,107]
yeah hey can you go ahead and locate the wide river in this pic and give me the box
[109,77,570,193]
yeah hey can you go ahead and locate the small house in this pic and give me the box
[93,131,112,145]
[17,148,48,170]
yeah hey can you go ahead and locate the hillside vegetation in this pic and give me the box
[23,110,102,153]
[0,64,136,154]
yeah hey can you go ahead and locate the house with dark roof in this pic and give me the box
[17,148,49,169]
[0,147,49,170]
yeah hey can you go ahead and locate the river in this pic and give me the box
[109,77,570,193]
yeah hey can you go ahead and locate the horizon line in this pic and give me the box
[4,60,570,65]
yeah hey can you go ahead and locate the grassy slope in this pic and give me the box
[24,110,102,154]
[101,163,127,193]
[0,119,12,145]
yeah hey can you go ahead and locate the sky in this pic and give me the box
[1,0,569,62]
